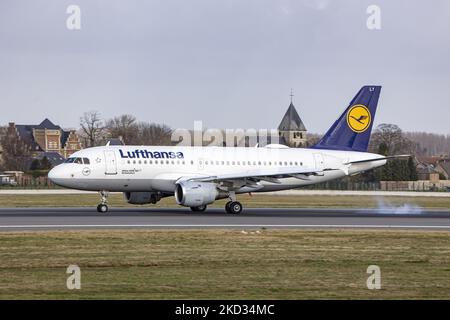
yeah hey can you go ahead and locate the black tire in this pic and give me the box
[225,201,233,213]
[97,204,108,213]
[228,201,242,214]
[190,205,207,212]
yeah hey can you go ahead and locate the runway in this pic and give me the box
[1,207,450,231]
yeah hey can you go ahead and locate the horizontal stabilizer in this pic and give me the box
[344,155,411,165]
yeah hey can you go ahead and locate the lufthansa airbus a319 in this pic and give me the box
[48,86,403,214]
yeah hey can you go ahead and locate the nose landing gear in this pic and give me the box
[97,191,109,213]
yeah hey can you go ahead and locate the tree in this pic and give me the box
[377,142,389,156]
[368,124,417,182]
[404,131,450,156]
[29,156,52,171]
[39,156,52,170]
[138,122,173,145]
[407,157,418,181]
[306,133,322,147]
[369,123,415,155]
[79,111,105,147]
[29,159,41,171]
[105,114,139,144]
[0,125,30,171]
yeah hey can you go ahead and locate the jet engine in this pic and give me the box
[124,192,164,205]
[175,181,224,207]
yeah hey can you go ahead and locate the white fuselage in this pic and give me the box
[48,145,386,194]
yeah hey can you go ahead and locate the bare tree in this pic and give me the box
[404,132,450,156]
[369,123,415,155]
[138,122,173,145]
[79,111,104,147]
[105,114,139,144]
[306,133,322,147]
[0,125,30,171]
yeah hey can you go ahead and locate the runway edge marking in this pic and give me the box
[2,224,450,229]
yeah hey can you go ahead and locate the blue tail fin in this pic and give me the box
[312,85,381,152]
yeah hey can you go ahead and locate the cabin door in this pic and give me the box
[313,153,324,170]
[104,150,118,175]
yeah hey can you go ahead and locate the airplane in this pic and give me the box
[48,85,402,214]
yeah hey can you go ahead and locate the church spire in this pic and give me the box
[278,91,307,132]
[278,89,308,147]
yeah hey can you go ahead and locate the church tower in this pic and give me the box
[278,91,307,147]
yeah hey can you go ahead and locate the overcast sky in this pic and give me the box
[1,0,449,134]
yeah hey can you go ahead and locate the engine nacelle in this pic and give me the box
[175,181,221,207]
[124,192,163,205]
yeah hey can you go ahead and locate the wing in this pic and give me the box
[176,167,339,190]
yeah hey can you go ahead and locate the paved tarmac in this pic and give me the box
[0,207,450,231]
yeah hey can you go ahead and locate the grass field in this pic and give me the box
[0,193,450,209]
[0,229,449,299]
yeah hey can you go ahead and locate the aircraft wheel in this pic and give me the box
[225,201,233,213]
[97,204,108,213]
[228,201,242,214]
[190,205,207,212]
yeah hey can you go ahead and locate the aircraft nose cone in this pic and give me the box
[47,167,56,182]
[48,165,66,185]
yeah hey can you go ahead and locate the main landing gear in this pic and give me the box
[225,191,242,214]
[97,190,109,213]
[188,192,243,214]
[190,205,207,212]
[225,201,242,214]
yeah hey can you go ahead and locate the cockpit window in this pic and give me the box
[64,157,89,164]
